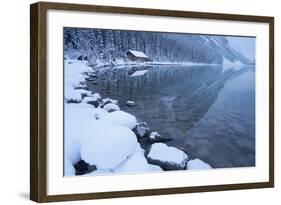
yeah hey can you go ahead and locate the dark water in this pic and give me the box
[89,65,255,168]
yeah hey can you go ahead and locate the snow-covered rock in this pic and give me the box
[114,152,151,173]
[81,93,101,107]
[92,93,101,100]
[133,122,150,139]
[80,122,138,169]
[74,84,88,90]
[65,88,92,103]
[103,103,120,112]
[149,131,173,143]
[102,111,137,129]
[147,143,189,170]
[100,98,118,108]
[81,96,98,107]
[126,101,136,106]
[186,159,212,170]
[93,108,109,120]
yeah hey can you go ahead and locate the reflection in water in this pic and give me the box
[89,65,255,168]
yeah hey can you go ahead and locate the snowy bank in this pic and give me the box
[64,59,93,102]
[64,58,213,176]
[80,122,138,169]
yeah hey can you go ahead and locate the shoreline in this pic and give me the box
[64,59,212,176]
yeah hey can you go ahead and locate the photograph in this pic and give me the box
[63,27,256,176]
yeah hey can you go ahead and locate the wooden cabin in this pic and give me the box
[126,50,152,62]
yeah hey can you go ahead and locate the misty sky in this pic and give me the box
[227,37,256,62]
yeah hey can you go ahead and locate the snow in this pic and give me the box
[101,111,137,129]
[114,151,151,173]
[103,103,120,112]
[80,122,138,169]
[128,50,148,58]
[187,159,212,170]
[82,93,101,102]
[65,87,92,102]
[148,143,189,166]
[223,57,243,66]
[64,158,75,176]
[65,59,92,89]
[130,70,148,77]
[64,103,97,167]
[212,38,225,49]
[100,98,118,107]
[126,101,136,106]
[81,96,95,103]
[150,131,158,139]
[92,108,109,120]
[63,58,214,176]
[148,164,163,171]
[92,93,101,101]
[222,57,244,72]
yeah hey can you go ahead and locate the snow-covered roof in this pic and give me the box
[127,50,148,58]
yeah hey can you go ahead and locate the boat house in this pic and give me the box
[126,50,152,62]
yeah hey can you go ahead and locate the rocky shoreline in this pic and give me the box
[64,59,212,176]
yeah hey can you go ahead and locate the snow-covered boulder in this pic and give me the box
[91,93,101,101]
[102,111,137,129]
[87,71,97,77]
[81,97,98,107]
[65,87,92,103]
[74,84,88,90]
[149,132,173,143]
[133,122,150,139]
[114,152,151,173]
[186,159,212,170]
[80,123,138,169]
[147,143,189,170]
[100,98,118,108]
[93,108,108,120]
[126,101,136,107]
[82,93,101,107]
[103,103,120,112]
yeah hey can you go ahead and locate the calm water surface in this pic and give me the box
[89,65,255,168]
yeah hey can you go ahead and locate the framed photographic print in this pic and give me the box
[30,1,274,202]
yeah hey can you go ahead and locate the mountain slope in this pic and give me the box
[64,28,251,66]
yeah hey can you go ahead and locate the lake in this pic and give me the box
[89,64,255,168]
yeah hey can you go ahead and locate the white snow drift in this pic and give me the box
[80,122,138,169]
[101,110,137,129]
